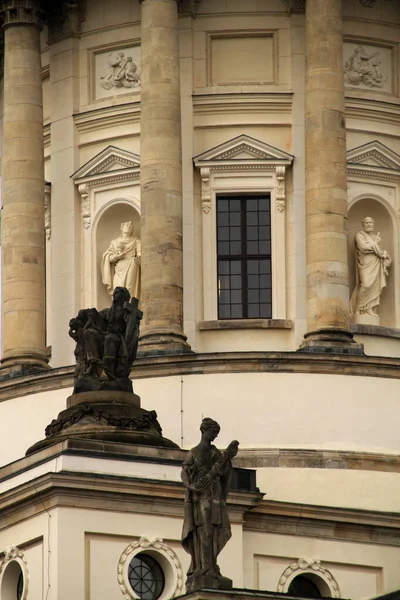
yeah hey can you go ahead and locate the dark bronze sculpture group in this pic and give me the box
[69,286,142,393]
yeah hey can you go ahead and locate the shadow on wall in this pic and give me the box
[95,201,140,309]
[348,198,395,328]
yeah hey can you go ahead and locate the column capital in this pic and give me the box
[0,0,43,29]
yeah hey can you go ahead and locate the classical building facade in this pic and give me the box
[0,0,400,599]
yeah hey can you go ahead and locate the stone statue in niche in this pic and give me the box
[181,418,239,592]
[344,46,387,88]
[102,221,141,300]
[350,216,391,325]
[68,286,142,393]
[100,51,140,90]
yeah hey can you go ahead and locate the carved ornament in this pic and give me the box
[277,558,340,598]
[45,403,160,437]
[0,546,29,600]
[118,537,184,599]
[44,182,51,240]
[282,0,305,13]
[275,165,286,212]
[200,167,211,214]
[78,183,91,229]
[0,0,43,28]
[43,0,86,40]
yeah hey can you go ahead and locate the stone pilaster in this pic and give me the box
[0,0,49,370]
[300,0,362,354]
[138,0,191,355]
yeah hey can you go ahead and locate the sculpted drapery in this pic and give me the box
[350,217,391,317]
[101,221,141,300]
[181,418,239,591]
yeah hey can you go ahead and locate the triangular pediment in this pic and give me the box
[72,146,140,181]
[194,135,294,166]
[347,141,400,171]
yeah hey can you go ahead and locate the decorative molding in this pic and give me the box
[74,103,141,133]
[277,559,340,597]
[44,182,51,240]
[72,146,141,229]
[347,140,400,182]
[200,168,211,213]
[194,134,294,166]
[275,165,286,212]
[0,0,42,28]
[72,145,140,182]
[117,537,184,600]
[0,546,29,600]
[78,184,90,229]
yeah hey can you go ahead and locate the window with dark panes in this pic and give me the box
[217,196,272,319]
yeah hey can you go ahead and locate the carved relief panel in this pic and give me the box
[343,42,393,94]
[92,44,141,101]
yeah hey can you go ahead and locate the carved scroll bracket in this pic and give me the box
[275,165,286,212]
[44,182,51,240]
[78,183,91,229]
[200,167,211,214]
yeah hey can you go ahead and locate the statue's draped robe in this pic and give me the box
[350,230,388,314]
[102,237,141,299]
[181,444,232,577]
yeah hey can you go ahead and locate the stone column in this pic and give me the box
[138,0,191,355]
[301,0,361,353]
[1,0,48,370]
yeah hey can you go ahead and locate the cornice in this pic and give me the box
[245,499,400,547]
[2,351,400,404]
[0,468,262,530]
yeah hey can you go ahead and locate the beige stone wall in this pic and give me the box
[34,0,400,363]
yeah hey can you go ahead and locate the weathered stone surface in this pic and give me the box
[139,0,191,356]
[1,15,48,371]
[181,418,239,592]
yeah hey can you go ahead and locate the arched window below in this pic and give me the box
[288,574,329,598]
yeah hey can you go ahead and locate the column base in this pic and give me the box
[0,354,50,379]
[138,332,193,357]
[298,328,364,355]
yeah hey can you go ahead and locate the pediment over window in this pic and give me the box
[194,135,294,169]
[72,146,140,185]
[347,141,400,181]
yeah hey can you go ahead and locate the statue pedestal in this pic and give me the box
[353,313,380,326]
[26,390,179,455]
[187,575,232,593]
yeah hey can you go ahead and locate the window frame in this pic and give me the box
[216,194,273,320]
[194,135,292,325]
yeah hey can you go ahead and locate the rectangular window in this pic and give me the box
[217,195,272,319]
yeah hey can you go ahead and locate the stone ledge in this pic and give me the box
[235,448,400,473]
[198,320,292,331]
[351,324,400,339]
[2,351,400,403]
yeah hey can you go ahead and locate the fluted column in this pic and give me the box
[1,0,48,369]
[301,0,361,353]
[138,0,191,355]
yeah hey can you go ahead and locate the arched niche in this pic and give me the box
[348,197,396,328]
[94,199,140,310]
